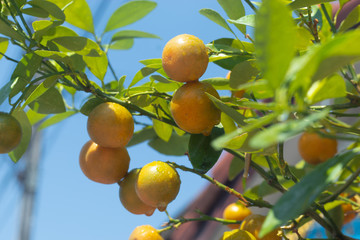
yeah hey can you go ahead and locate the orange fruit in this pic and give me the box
[129,225,164,240]
[79,140,130,184]
[240,214,281,240]
[340,194,358,225]
[119,168,156,216]
[162,34,209,82]
[87,102,134,148]
[136,161,181,211]
[0,112,22,154]
[223,202,252,229]
[220,229,256,240]
[298,130,337,165]
[170,81,221,136]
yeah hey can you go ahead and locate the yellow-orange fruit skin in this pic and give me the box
[240,214,281,240]
[220,229,257,240]
[119,169,156,216]
[136,161,181,212]
[87,102,134,148]
[129,225,164,240]
[223,202,252,229]
[79,140,130,184]
[298,131,338,165]
[170,81,221,136]
[162,34,209,82]
[0,112,22,154]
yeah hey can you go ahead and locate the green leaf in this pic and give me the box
[104,1,157,32]
[20,75,59,110]
[228,156,245,181]
[139,58,162,66]
[127,126,157,147]
[288,0,336,10]
[229,60,260,89]
[33,22,78,45]
[109,39,134,50]
[202,77,231,91]
[188,127,224,173]
[26,108,47,125]
[0,37,9,60]
[83,51,108,81]
[129,66,160,87]
[255,0,296,89]
[250,109,330,149]
[228,15,255,28]
[260,148,360,237]
[50,36,101,56]
[79,97,105,116]
[306,74,346,104]
[111,30,160,42]
[217,0,246,34]
[38,110,77,130]
[10,53,43,98]
[338,5,360,31]
[28,86,66,114]
[199,8,235,36]
[152,119,173,142]
[148,133,190,156]
[47,0,94,33]
[221,112,237,134]
[0,81,12,106]
[26,0,65,20]
[0,19,26,42]
[8,110,32,163]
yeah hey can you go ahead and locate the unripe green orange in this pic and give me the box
[0,112,22,154]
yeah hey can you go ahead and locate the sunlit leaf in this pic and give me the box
[199,8,235,36]
[152,119,173,142]
[0,37,9,60]
[217,0,246,34]
[38,110,77,129]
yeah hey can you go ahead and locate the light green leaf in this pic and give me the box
[50,36,102,56]
[255,0,296,89]
[0,37,9,60]
[139,58,162,66]
[250,109,330,149]
[109,38,134,50]
[228,14,255,28]
[47,0,94,33]
[38,110,77,130]
[221,112,237,134]
[152,119,173,142]
[202,77,231,90]
[83,51,108,81]
[217,0,246,34]
[127,126,157,147]
[288,0,336,10]
[129,66,160,87]
[104,1,157,32]
[260,148,360,237]
[26,108,47,125]
[8,110,32,163]
[229,60,260,89]
[199,8,236,36]
[338,5,360,31]
[111,30,160,42]
[306,74,346,104]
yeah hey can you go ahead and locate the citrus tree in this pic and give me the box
[0,0,359,239]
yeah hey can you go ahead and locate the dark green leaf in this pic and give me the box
[28,87,66,114]
[260,148,360,237]
[128,126,157,147]
[188,127,224,173]
[228,15,255,28]
[217,0,246,34]
[111,30,160,42]
[148,133,190,156]
[104,1,157,32]
[228,156,245,181]
[26,0,65,20]
[8,110,32,163]
[255,0,296,89]
[109,38,134,50]
[0,81,12,106]
[80,97,105,116]
[229,60,260,89]
[38,110,77,130]
[129,66,160,87]
[199,8,235,36]
[0,19,26,42]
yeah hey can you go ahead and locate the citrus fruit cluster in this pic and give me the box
[0,112,22,154]
[162,34,221,136]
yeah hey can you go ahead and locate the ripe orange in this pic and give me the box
[298,130,337,165]
[340,194,358,225]
[240,214,281,240]
[170,81,221,136]
[220,229,256,240]
[119,168,156,216]
[129,225,164,240]
[223,202,252,229]
[87,102,134,148]
[0,112,22,154]
[162,34,209,82]
[136,161,181,211]
[79,140,130,184]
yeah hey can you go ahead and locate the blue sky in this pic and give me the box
[0,0,244,239]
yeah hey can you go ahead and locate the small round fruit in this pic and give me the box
[220,229,256,240]
[298,130,337,165]
[79,140,130,184]
[136,161,181,211]
[162,34,209,82]
[341,194,358,225]
[240,214,281,240]
[129,225,164,240]
[170,81,221,136]
[87,102,134,148]
[223,202,252,229]
[119,169,156,216]
[0,112,22,154]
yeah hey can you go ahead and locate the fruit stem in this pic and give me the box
[167,161,273,209]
